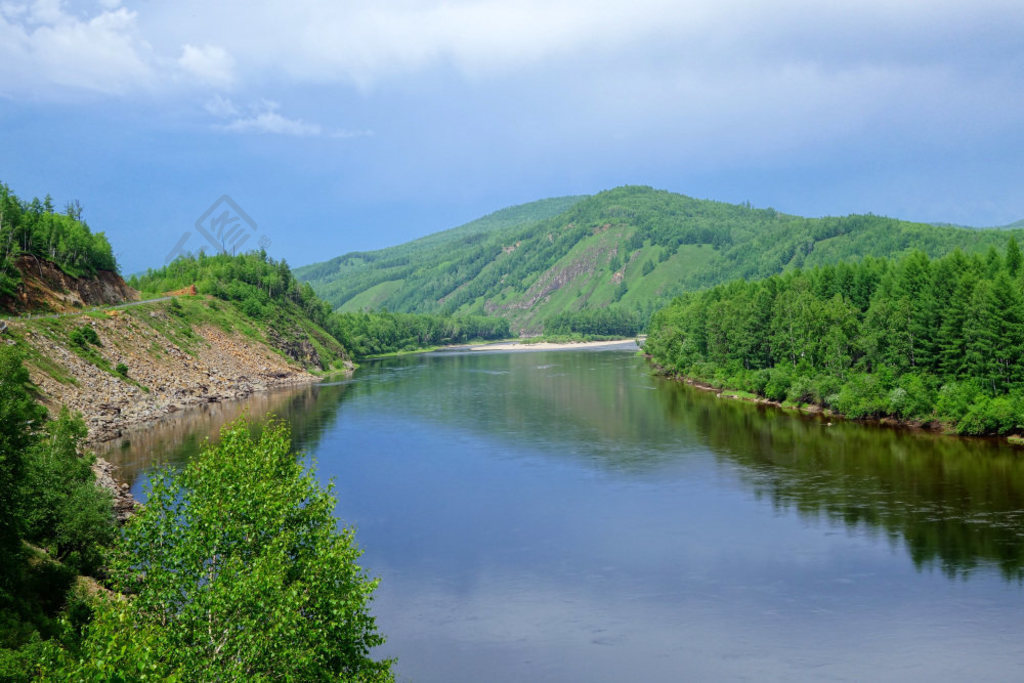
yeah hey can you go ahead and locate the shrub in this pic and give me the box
[835,372,890,418]
[763,367,793,402]
[115,363,128,377]
[59,419,394,681]
[68,326,101,348]
[786,375,820,404]
[935,381,984,424]
[956,395,1022,435]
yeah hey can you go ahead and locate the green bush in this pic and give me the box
[835,372,890,418]
[114,363,128,377]
[20,408,115,576]
[786,375,820,404]
[58,419,393,681]
[890,373,936,419]
[956,395,1022,435]
[763,367,793,402]
[934,381,984,423]
[68,326,100,348]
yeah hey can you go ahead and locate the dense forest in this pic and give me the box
[645,240,1024,435]
[331,310,511,357]
[0,183,117,296]
[544,307,644,338]
[297,186,1024,333]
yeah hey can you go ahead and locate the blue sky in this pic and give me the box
[2,0,1023,274]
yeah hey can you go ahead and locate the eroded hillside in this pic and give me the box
[1,295,350,442]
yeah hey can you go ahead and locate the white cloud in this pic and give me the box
[178,43,235,87]
[222,109,321,136]
[203,93,238,117]
[3,0,1022,101]
[205,98,364,138]
[0,1,153,96]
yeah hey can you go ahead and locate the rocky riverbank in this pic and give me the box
[5,302,332,445]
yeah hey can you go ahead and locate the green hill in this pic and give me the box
[297,186,1024,334]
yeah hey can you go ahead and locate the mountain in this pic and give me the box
[297,186,1024,334]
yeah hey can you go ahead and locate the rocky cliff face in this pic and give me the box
[0,255,137,313]
[3,299,343,444]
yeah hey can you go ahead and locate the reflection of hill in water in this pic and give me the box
[108,350,1024,582]
[98,382,352,484]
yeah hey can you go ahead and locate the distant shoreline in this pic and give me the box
[466,339,639,352]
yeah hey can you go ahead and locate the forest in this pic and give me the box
[645,240,1024,435]
[543,307,644,338]
[0,183,117,296]
[330,310,511,357]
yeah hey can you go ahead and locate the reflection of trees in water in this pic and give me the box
[98,382,352,485]
[660,382,1024,581]
[103,351,1024,582]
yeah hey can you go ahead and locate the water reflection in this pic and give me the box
[98,380,353,484]
[105,350,1024,583]
[679,391,1024,581]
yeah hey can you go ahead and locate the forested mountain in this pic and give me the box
[294,195,584,310]
[297,186,1024,334]
[0,183,117,297]
[645,242,1024,435]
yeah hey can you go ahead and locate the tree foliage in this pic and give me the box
[58,419,393,681]
[0,347,114,679]
[646,242,1024,435]
[130,250,332,328]
[544,307,643,338]
[0,183,117,296]
[328,310,510,357]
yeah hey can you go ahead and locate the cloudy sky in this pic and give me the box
[2,0,1023,273]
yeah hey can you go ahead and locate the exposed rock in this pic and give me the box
[92,457,140,524]
[8,305,322,445]
[0,255,137,314]
[266,327,324,369]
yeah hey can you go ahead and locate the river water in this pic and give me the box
[101,345,1024,682]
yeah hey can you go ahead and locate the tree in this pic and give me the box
[0,347,48,589]
[1007,236,1023,277]
[62,419,393,681]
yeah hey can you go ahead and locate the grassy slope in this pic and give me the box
[298,185,1024,334]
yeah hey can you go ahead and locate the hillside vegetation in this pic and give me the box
[297,186,1024,334]
[0,183,116,297]
[132,251,510,360]
[646,241,1024,435]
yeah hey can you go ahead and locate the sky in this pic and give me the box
[1,0,1023,274]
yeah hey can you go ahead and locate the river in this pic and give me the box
[101,345,1024,682]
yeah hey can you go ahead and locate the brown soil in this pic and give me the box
[0,255,137,313]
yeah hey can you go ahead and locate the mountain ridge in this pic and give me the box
[297,186,1024,334]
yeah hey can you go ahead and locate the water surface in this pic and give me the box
[103,348,1024,682]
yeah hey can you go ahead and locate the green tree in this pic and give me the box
[21,407,114,576]
[1006,236,1022,277]
[0,347,48,589]
[63,419,393,681]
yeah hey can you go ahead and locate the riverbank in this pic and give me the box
[649,363,991,439]
[468,338,639,352]
[3,299,343,445]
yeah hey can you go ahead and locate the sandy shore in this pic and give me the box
[468,339,639,352]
